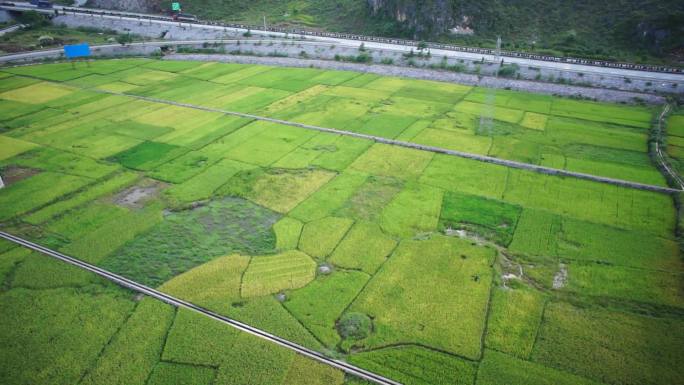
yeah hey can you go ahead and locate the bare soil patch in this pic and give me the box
[1,165,40,187]
[113,180,166,209]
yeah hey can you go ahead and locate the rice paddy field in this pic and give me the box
[0,58,682,385]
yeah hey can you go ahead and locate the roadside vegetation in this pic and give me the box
[0,59,681,385]
[0,12,143,54]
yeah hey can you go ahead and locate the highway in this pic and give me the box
[0,231,403,385]
[2,1,683,83]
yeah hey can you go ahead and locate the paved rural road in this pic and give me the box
[0,231,403,385]
[3,1,684,83]
[88,87,680,194]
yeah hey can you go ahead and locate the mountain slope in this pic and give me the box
[85,0,684,64]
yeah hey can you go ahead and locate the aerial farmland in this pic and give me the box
[0,55,682,385]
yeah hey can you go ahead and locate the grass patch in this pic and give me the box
[485,285,546,358]
[520,112,548,130]
[298,217,354,259]
[213,333,294,385]
[349,346,477,385]
[59,202,163,265]
[273,216,304,250]
[420,154,508,199]
[222,167,336,214]
[288,172,367,222]
[0,286,133,385]
[148,150,222,183]
[335,176,403,222]
[0,136,37,161]
[379,182,443,238]
[80,298,175,385]
[347,236,494,359]
[563,262,683,308]
[349,143,433,179]
[146,362,215,385]
[241,250,317,297]
[440,191,522,245]
[280,353,345,385]
[531,301,684,385]
[162,308,240,366]
[0,172,92,221]
[160,254,249,306]
[165,158,254,204]
[25,171,139,224]
[284,270,369,347]
[329,221,397,274]
[477,349,602,385]
[0,82,73,104]
[110,141,188,171]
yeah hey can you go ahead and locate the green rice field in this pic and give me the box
[0,59,681,385]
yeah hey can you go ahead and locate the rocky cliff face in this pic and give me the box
[367,0,457,38]
[365,0,683,60]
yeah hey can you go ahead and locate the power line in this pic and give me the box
[477,36,501,137]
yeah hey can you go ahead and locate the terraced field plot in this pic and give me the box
[0,59,681,385]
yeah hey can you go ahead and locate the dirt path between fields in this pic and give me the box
[653,104,684,189]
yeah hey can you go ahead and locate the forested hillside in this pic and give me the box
[86,0,684,64]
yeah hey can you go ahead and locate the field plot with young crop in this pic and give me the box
[0,59,681,385]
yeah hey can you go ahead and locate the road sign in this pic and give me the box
[64,44,90,59]
[171,2,180,11]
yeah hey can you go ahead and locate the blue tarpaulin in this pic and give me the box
[64,44,91,59]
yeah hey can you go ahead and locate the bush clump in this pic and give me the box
[37,35,54,47]
[498,63,520,78]
[337,312,372,340]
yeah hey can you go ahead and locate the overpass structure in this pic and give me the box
[1,0,683,85]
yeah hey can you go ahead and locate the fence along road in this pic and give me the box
[0,231,403,385]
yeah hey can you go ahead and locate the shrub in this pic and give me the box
[355,52,372,63]
[116,33,133,46]
[337,312,372,340]
[497,63,520,78]
[37,35,54,47]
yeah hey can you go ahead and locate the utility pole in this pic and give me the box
[478,36,502,136]
[0,174,4,189]
[263,15,266,30]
